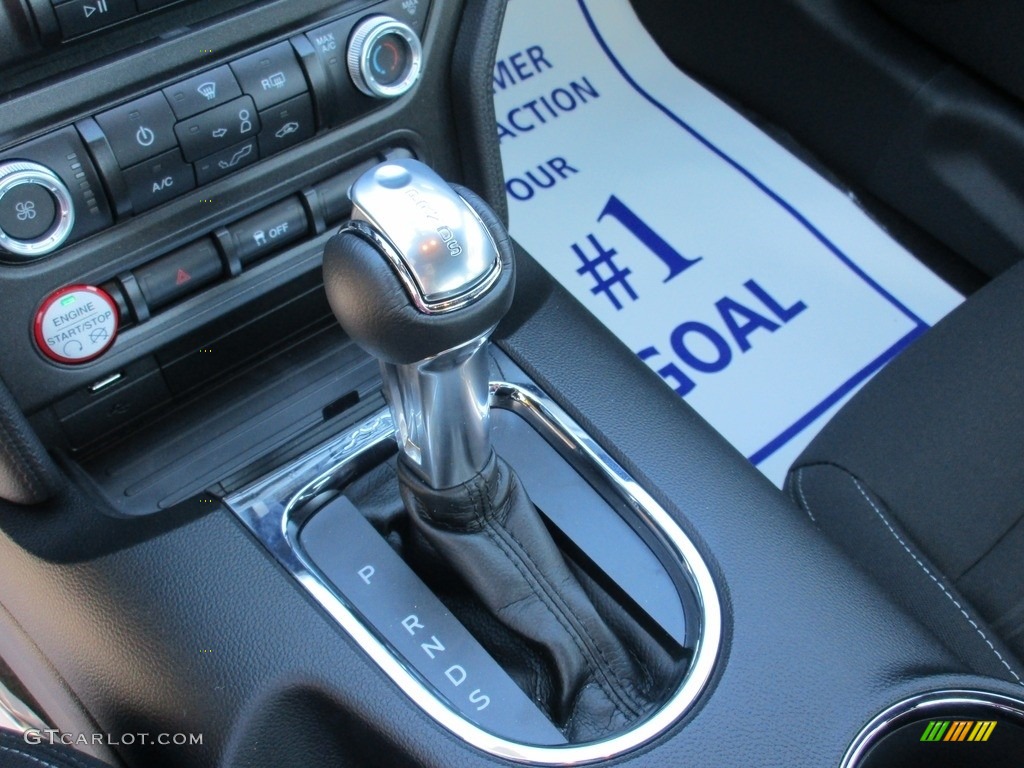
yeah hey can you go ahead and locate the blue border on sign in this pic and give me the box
[576,0,930,466]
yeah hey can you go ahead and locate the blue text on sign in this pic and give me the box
[639,279,808,396]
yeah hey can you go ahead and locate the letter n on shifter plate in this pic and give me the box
[300,495,567,745]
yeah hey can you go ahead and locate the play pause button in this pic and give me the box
[55,0,136,40]
[84,0,109,18]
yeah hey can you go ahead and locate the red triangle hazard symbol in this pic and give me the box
[175,269,191,286]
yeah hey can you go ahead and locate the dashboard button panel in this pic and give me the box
[119,156,383,322]
[0,1,431,262]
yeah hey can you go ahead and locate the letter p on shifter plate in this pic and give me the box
[300,495,566,745]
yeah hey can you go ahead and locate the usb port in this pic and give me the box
[89,372,124,394]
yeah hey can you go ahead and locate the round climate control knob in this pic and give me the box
[0,161,75,260]
[347,16,423,98]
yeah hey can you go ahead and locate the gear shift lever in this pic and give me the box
[323,160,660,739]
[322,159,514,488]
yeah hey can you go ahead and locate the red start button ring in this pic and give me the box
[34,285,119,364]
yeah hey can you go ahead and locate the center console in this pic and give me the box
[0,1,1022,766]
[0,0,446,505]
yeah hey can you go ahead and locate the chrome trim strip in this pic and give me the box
[841,689,1024,767]
[0,678,49,735]
[383,336,494,489]
[225,382,722,765]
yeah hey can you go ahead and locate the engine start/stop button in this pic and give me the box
[34,285,119,364]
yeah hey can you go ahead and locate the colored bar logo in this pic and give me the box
[921,720,997,742]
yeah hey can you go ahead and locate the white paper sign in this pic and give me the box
[495,0,962,485]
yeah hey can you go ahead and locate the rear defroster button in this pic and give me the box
[34,285,119,365]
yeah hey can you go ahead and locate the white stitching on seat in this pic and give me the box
[850,476,1024,686]
[795,468,816,523]
[0,744,65,768]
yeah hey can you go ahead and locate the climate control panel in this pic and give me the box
[0,0,427,262]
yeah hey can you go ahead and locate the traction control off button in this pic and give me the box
[34,285,119,365]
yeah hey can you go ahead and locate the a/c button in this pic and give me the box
[122,149,196,214]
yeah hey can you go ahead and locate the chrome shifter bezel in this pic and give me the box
[225,378,722,765]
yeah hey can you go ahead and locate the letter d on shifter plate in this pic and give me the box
[300,495,567,745]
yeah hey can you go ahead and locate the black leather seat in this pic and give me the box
[0,729,116,768]
[786,260,1024,685]
[869,0,1024,103]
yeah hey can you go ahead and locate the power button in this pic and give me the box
[95,93,178,169]
[34,285,119,365]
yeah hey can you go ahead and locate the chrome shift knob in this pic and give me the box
[346,160,503,314]
[323,159,515,488]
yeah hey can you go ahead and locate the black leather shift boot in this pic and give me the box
[396,451,667,740]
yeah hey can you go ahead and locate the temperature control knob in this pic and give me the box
[0,161,75,260]
[347,16,423,99]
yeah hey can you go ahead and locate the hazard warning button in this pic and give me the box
[134,238,223,311]
[34,285,119,364]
